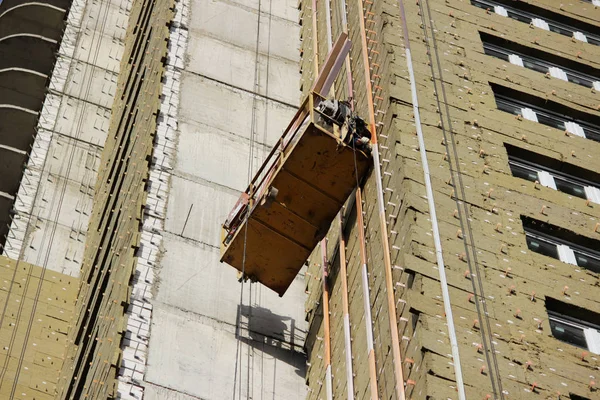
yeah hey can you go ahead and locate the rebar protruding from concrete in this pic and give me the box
[540,205,547,215]
[504,267,511,277]
[456,229,463,238]
[514,309,522,319]
[473,319,479,329]
[525,360,533,371]
[530,291,536,302]
[480,365,486,374]
[562,285,569,296]
[508,285,516,295]
[594,222,600,232]
[495,223,502,232]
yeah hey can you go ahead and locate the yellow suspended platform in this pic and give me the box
[220,92,371,296]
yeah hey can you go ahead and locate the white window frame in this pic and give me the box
[549,314,600,355]
[509,158,600,204]
[531,18,550,30]
[573,32,588,43]
[584,186,600,204]
[548,66,568,81]
[565,121,586,138]
[521,107,538,122]
[494,5,508,16]
[508,54,524,67]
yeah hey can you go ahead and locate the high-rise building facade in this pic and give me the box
[0,0,599,399]
[300,0,600,399]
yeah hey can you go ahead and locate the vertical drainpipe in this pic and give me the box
[355,188,380,400]
[339,0,356,397]
[356,0,406,399]
[396,0,467,398]
[329,0,355,397]
[312,2,333,399]
[320,240,333,400]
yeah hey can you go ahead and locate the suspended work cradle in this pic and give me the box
[220,34,371,296]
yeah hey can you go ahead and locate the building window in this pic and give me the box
[471,0,600,45]
[581,0,600,6]
[522,217,600,273]
[569,394,591,400]
[506,145,600,203]
[491,84,600,143]
[480,33,600,90]
[546,298,600,355]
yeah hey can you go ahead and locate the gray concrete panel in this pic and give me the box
[146,303,307,400]
[186,34,299,106]
[50,95,110,145]
[188,0,299,62]
[62,61,119,110]
[175,121,270,192]
[179,72,296,148]
[164,175,238,246]
[155,233,307,345]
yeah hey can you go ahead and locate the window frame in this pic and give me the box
[507,157,600,200]
[494,94,600,143]
[471,0,600,45]
[471,0,600,46]
[482,42,598,89]
[548,311,600,354]
[524,226,600,273]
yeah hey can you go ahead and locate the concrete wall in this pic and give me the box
[2,0,129,281]
[302,0,600,399]
[141,0,308,399]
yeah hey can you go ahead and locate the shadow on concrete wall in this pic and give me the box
[236,303,306,378]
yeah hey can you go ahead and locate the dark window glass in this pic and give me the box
[483,46,509,61]
[522,59,548,74]
[496,98,520,115]
[570,393,591,400]
[536,113,566,130]
[566,72,594,88]
[509,162,538,182]
[582,126,600,142]
[554,177,586,199]
[588,37,600,46]
[471,0,600,46]
[573,251,600,274]
[507,11,531,23]
[548,24,573,36]
[526,235,559,259]
[549,318,588,349]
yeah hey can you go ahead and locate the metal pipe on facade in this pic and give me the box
[356,1,406,399]
[320,240,333,400]
[312,4,333,399]
[338,1,356,398]
[396,0,467,398]
[355,188,379,400]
